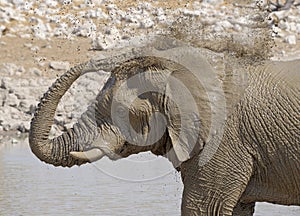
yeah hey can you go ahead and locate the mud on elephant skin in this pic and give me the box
[29,39,300,215]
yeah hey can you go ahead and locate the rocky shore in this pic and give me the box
[0,0,299,141]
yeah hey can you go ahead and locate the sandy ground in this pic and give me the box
[0,33,299,80]
[0,36,92,78]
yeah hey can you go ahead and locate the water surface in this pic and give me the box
[0,139,299,215]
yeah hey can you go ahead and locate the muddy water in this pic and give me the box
[0,140,299,216]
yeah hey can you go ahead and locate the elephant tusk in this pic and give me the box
[70,149,105,162]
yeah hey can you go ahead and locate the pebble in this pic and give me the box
[49,61,70,71]
[91,34,117,50]
[0,89,7,105]
[17,122,30,133]
[6,93,19,107]
[285,34,297,44]
[140,17,154,29]
[1,77,14,91]
[31,46,40,52]
[29,67,43,76]
[0,25,7,36]
[0,63,25,76]
[213,24,224,32]
[218,20,234,29]
[297,24,300,34]
[11,138,19,144]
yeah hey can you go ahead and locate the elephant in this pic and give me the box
[29,38,300,215]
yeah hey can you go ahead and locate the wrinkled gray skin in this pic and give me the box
[29,44,299,215]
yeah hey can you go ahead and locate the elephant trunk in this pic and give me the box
[29,49,140,167]
[29,63,88,167]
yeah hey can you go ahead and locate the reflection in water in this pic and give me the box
[0,140,299,216]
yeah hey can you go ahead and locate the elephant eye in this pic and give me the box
[119,148,125,154]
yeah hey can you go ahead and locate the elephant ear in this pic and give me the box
[164,67,212,163]
[167,124,197,163]
[145,42,248,165]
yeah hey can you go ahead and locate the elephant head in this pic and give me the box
[29,41,234,168]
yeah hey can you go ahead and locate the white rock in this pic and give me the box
[87,8,108,19]
[213,24,224,32]
[296,23,300,34]
[7,119,21,131]
[28,79,40,87]
[29,67,42,76]
[285,35,297,45]
[11,138,19,144]
[153,8,166,23]
[32,29,46,40]
[2,124,10,131]
[84,0,95,7]
[6,93,19,107]
[20,33,31,38]
[218,20,233,29]
[271,11,288,21]
[61,0,73,5]
[45,0,58,7]
[156,13,167,23]
[138,2,153,11]
[0,89,7,105]
[233,24,242,32]
[106,4,117,11]
[1,77,14,91]
[4,7,26,22]
[289,22,297,32]
[17,122,30,133]
[19,100,30,110]
[20,1,34,10]
[53,22,70,37]
[91,34,116,50]
[31,18,52,39]
[124,13,140,24]
[73,20,97,37]
[140,17,154,29]
[105,26,119,36]
[0,63,25,76]
[11,112,20,119]
[287,15,299,23]
[0,63,16,76]
[275,28,285,38]
[31,46,40,52]
[203,0,224,3]
[182,9,201,17]
[23,42,33,48]
[49,61,70,70]
[15,91,26,100]
[1,103,16,113]
[10,0,24,6]
[278,21,289,31]
[0,25,7,36]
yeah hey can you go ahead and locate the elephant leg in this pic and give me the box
[180,134,254,215]
[181,158,254,215]
[181,188,234,216]
[232,202,255,216]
